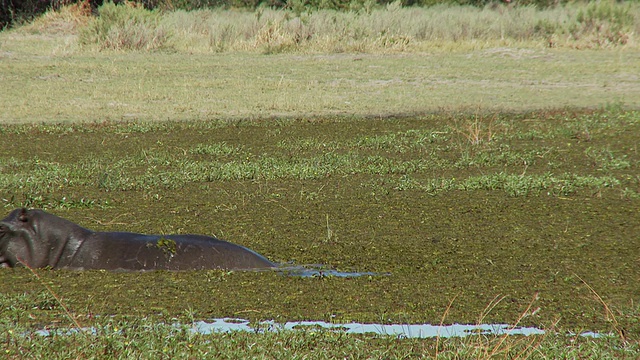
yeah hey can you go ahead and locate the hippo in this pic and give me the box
[0,208,275,271]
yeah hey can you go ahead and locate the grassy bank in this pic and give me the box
[2,49,639,124]
[2,41,639,123]
[1,2,639,124]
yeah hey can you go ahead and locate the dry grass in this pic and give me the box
[453,111,497,146]
[575,273,628,343]
[12,1,640,53]
[160,1,640,53]
[18,0,92,35]
[0,48,638,123]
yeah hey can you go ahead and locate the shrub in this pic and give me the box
[78,1,171,50]
[570,0,634,47]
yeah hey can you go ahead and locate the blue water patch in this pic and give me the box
[189,318,546,338]
[33,318,609,339]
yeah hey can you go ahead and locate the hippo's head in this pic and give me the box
[0,208,45,267]
[0,208,86,268]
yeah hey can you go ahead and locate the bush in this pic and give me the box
[78,1,171,50]
[571,0,634,46]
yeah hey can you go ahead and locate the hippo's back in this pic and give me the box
[68,232,275,271]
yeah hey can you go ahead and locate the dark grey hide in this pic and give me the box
[0,208,275,271]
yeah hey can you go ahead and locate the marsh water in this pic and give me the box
[34,318,550,338]
[190,318,548,338]
[0,109,638,337]
[276,264,383,278]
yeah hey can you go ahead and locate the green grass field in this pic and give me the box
[1,2,639,358]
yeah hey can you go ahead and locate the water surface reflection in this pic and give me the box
[191,318,547,338]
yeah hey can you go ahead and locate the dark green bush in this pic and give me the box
[1,0,51,29]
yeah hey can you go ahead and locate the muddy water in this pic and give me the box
[0,109,638,337]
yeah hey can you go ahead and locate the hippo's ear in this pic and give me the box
[18,208,29,222]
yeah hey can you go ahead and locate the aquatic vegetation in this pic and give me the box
[0,109,637,344]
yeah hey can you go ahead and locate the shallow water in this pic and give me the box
[191,318,547,338]
[33,318,610,339]
[276,264,385,278]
